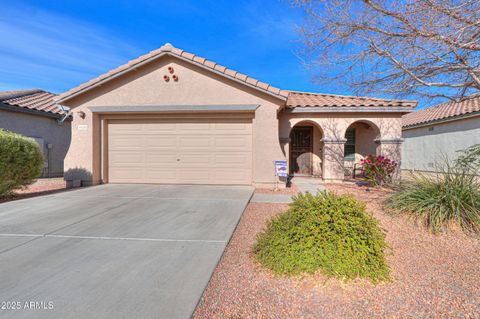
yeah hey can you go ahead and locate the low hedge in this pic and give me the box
[0,129,44,196]
[253,191,390,282]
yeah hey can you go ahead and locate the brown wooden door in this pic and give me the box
[290,126,313,175]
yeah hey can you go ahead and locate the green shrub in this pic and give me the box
[386,162,480,234]
[0,129,44,196]
[253,191,390,282]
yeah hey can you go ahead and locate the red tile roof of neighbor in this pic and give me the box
[56,43,417,109]
[402,95,480,128]
[0,89,64,116]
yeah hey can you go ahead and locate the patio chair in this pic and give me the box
[353,163,365,178]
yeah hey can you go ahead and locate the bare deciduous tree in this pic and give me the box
[294,0,480,101]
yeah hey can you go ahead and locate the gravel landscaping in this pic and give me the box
[194,183,480,319]
[0,178,67,203]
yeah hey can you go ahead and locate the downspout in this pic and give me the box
[56,104,71,125]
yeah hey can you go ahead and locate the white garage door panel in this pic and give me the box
[108,119,253,185]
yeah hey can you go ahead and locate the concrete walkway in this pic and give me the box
[291,177,326,194]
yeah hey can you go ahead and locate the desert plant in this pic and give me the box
[361,154,398,186]
[386,161,480,234]
[455,144,480,173]
[253,191,390,282]
[0,129,44,196]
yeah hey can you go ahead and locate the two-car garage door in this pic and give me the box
[107,119,253,185]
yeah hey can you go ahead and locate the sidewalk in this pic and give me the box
[292,177,326,194]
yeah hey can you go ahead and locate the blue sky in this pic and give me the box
[0,0,427,107]
[0,0,349,96]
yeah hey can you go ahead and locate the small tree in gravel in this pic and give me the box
[0,129,44,196]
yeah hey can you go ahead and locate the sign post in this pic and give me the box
[274,160,288,190]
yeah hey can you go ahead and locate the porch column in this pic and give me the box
[375,138,403,178]
[321,138,347,183]
[279,136,290,175]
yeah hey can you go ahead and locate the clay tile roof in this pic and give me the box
[286,91,417,108]
[56,43,288,103]
[402,95,480,128]
[0,89,63,116]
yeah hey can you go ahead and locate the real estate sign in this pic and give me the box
[275,160,288,177]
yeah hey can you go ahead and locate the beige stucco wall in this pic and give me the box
[402,115,480,172]
[279,112,404,181]
[62,55,285,186]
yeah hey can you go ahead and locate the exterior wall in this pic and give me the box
[62,55,285,186]
[402,115,480,172]
[0,109,71,177]
[279,112,404,182]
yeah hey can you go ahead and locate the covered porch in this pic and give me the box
[279,111,405,183]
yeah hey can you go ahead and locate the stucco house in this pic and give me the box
[402,95,480,173]
[55,43,417,187]
[0,89,72,177]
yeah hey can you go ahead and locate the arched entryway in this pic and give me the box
[343,120,381,177]
[289,121,323,177]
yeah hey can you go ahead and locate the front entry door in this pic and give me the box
[290,126,313,175]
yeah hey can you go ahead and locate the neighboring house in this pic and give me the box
[402,95,480,173]
[55,43,417,187]
[0,89,72,177]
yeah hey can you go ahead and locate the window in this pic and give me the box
[344,128,356,161]
[428,127,434,132]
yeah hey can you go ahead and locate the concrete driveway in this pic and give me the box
[0,184,253,319]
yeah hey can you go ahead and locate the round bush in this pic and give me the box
[0,129,44,196]
[253,191,390,282]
